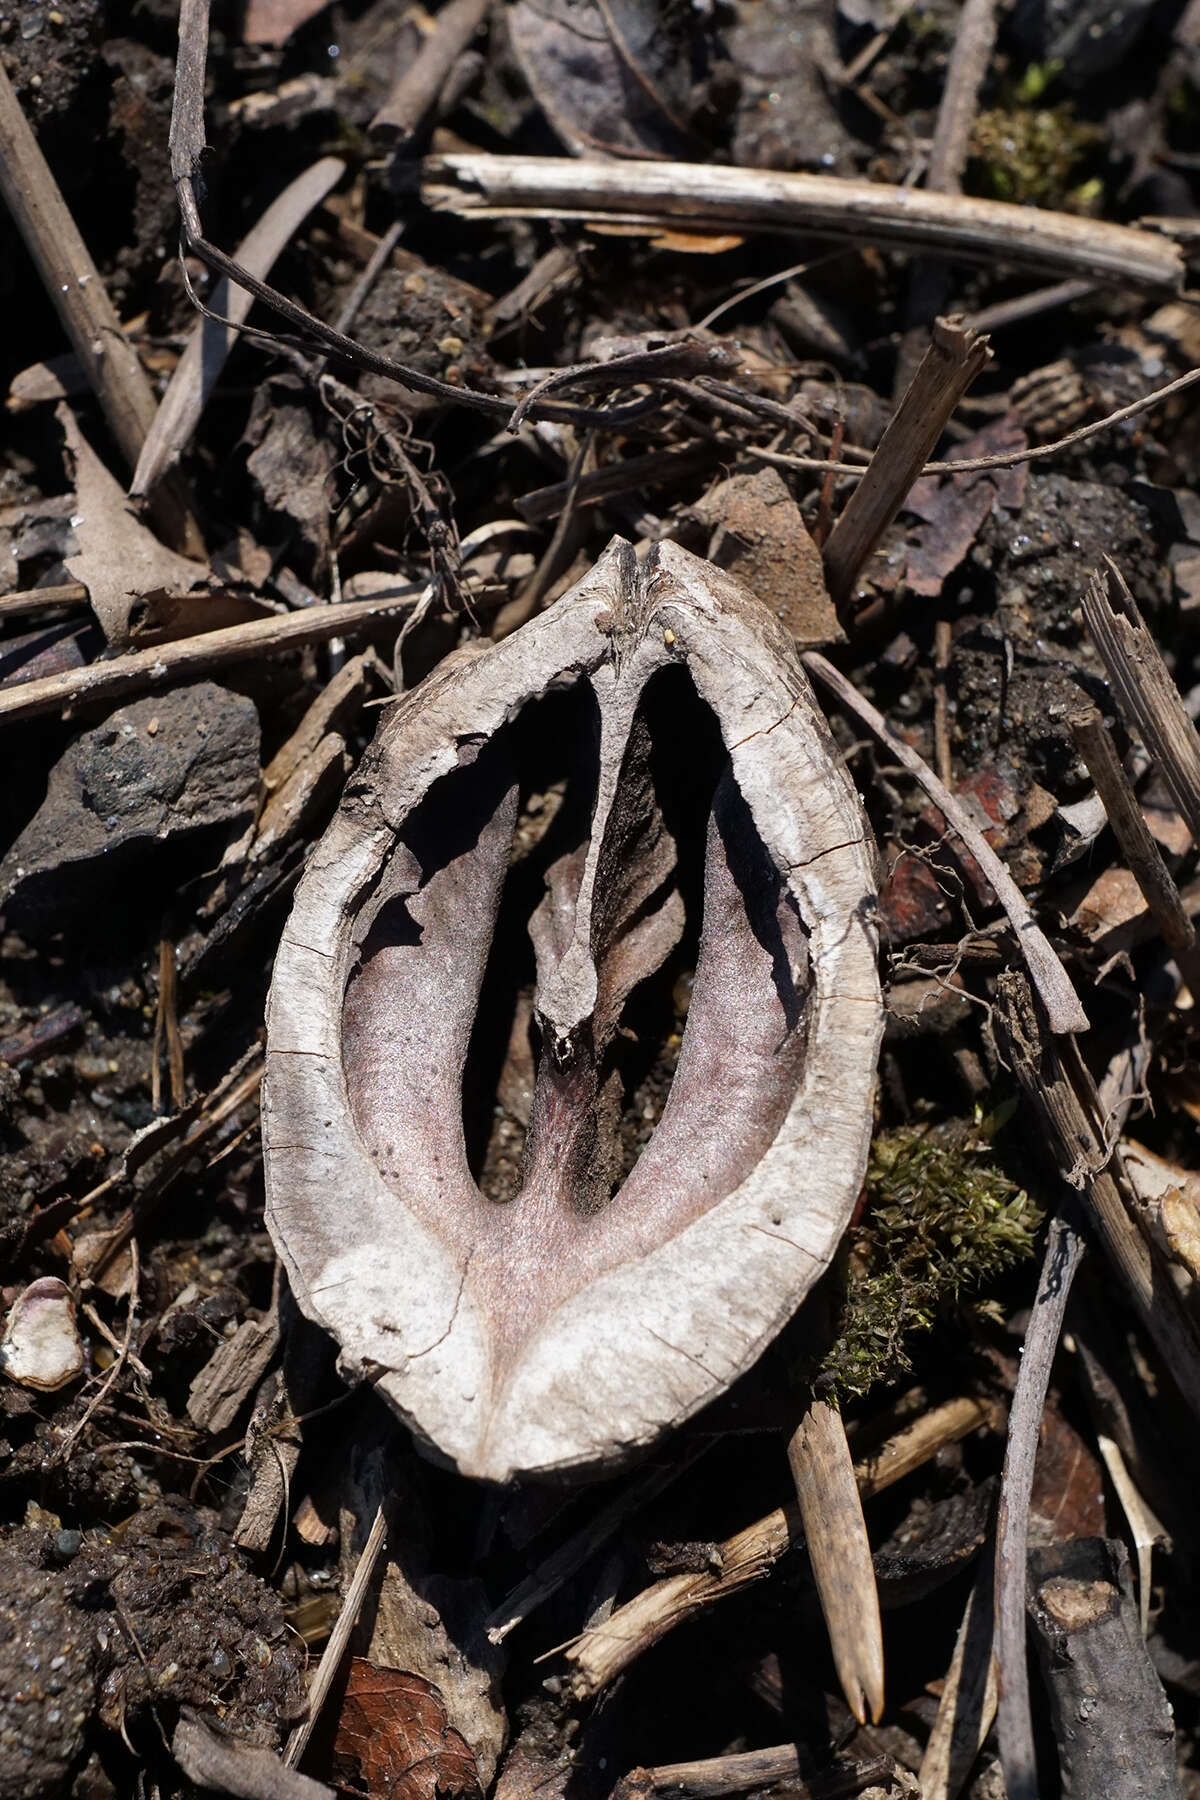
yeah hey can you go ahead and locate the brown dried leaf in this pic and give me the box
[332,1661,483,1800]
[508,0,696,158]
[57,406,212,647]
[902,416,1027,599]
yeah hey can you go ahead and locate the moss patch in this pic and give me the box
[969,101,1102,211]
[818,1118,1042,1405]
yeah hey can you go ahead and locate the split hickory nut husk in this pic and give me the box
[263,539,882,1482]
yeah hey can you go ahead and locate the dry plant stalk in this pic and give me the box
[802,652,1088,1034]
[263,540,883,1482]
[1070,703,1200,994]
[0,584,423,728]
[994,973,1200,1413]
[421,155,1186,290]
[822,317,991,605]
[1083,560,1200,843]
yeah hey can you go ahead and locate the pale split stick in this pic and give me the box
[822,318,991,605]
[421,155,1186,291]
[1095,1432,1167,1637]
[802,650,1090,1035]
[787,1398,884,1725]
[0,583,426,728]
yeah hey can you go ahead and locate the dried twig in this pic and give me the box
[991,1208,1086,1800]
[802,651,1089,1034]
[614,1747,893,1800]
[1070,704,1200,994]
[995,973,1200,1413]
[1026,1538,1184,1800]
[151,937,186,1115]
[1082,560,1200,843]
[132,157,344,499]
[787,1398,884,1725]
[822,318,991,605]
[371,0,490,143]
[0,583,89,622]
[422,155,1186,290]
[934,619,953,786]
[0,582,425,728]
[896,0,997,390]
[284,1501,390,1768]
[964,276,1095,335]
[918,1561,998,1800]
[565,1393,993,1696]
[516,443,713,524]
[0,62,199,551]
[165,0,685,430]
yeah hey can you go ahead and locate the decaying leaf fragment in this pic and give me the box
[264,540,882,1482]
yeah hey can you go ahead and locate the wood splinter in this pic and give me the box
[788,1397,884,1725]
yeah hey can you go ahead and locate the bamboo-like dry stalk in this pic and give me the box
[421,155,1186,291]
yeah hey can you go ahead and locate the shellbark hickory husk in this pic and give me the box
[264,539,883,1483]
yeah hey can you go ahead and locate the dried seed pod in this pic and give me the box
[0,1277,84,1391]
[264,540,882,1482]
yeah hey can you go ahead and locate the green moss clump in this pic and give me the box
[817,1119,1042,1405]
[969,102,1102,211]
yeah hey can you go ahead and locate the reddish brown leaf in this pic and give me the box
[332,1660,483,1800]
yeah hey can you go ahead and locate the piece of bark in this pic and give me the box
[264,540,883,1482]
[234,1370,303,1553]
[691,468,844,646]
[187,1307,281,1434]
[1026,1538,1183,1800]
